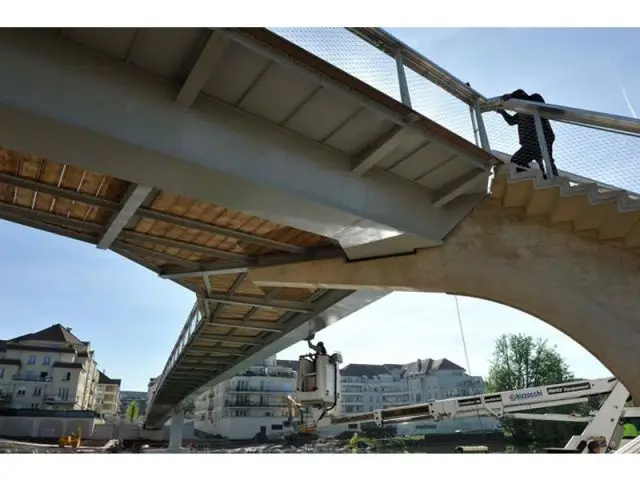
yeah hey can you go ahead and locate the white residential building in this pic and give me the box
[194,356,297,440]
[335,358,498,435]
[0,324,100,411]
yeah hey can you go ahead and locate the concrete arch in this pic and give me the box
[249,199,640,399]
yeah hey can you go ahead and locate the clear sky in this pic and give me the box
[2,28,636,391]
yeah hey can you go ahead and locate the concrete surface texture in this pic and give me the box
[249,197,640,400]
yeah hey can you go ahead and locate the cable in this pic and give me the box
[454,295,485,432]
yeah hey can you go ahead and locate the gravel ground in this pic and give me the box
[1,438,376,454]
[202,439,359,454]
[0,439,113,454]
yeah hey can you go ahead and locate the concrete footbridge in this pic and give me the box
[0,28,638,434]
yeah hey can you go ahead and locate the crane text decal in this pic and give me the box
[508,389,544,402]
[546,381,591,395]
[457,394,501,407]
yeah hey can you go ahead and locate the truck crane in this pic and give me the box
[287,346,638,453]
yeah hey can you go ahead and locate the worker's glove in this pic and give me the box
[305,334,315,341]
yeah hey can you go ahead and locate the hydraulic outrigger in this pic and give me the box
[287,344,639,453]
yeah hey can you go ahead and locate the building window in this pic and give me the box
[271,424,283,431]
[28,355,37,365]
[63,372,71,381]
[0,368,4,379]
[42,356,51,366]
[33,387,42,397]
[16,389,26,397]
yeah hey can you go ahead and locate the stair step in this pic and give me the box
[599,210,640,241]
[549,194,589,224]
[526,186,559,216]
[490,171,507,200]
[502,180,532,208]
[573,201,618,232]
[625,221,640,248]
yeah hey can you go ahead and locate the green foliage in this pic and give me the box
[487,334,590,448]
[125,400,140,423]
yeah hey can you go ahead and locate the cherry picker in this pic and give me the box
[287,345,638,453]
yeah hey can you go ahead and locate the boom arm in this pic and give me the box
[325,377,621,428]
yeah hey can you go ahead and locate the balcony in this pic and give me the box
[236,368,295,379]
[226,386,294,394]
[224,401,287,408]
[12,374,53,383]
[44,396,75,404]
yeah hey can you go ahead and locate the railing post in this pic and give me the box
[394,49,412,108]
[473,100,491,152]
[469,105,480,147]
[533,110,554,179]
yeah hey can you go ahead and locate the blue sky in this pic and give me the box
[2,28,636,391]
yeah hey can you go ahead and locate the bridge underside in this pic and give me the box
[0,146,385,426]
[0,27,498,426]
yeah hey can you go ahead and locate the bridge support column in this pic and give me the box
[168,411,185,453]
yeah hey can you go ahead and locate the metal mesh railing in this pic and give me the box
[483,110,640,194]
[271,28,476,144]
[271,28,401,101]
[270,28,640,195]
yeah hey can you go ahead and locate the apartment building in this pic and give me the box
[337,358,497,434]
[95,371,121,416]
[193,355,297,440]
[0,324,100,411]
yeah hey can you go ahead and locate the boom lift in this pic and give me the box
[288,346,638,454]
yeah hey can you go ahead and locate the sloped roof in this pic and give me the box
[9,324,85,345]
[275,358,465,379]
[340,363,403,378]
[98,371,122,386]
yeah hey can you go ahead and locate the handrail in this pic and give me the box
[347,28,485,105]
[482,97,640,136]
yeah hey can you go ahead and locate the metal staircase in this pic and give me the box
[491,162,640,256]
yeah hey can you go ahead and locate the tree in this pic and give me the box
[126,400,140,423]
[487,334,588,449]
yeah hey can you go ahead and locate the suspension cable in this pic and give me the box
[454,295,484,430]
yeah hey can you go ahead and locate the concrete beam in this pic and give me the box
[159,246,345,279]
[351,126,406,175]
[203,293,312,313]
[97,183,153,249]
[432,169,490,208]
[206,319,284,333]
[0,30,481,250]
[176,31,229,108]
[198,335,265,346]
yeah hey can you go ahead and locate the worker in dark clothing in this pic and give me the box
[307,338,327,357]
[497,90,559,179]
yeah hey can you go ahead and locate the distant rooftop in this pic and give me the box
[9,323,84,345]
[1,324,91,355]
[277,357,465,379]
[98,371,122,386]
